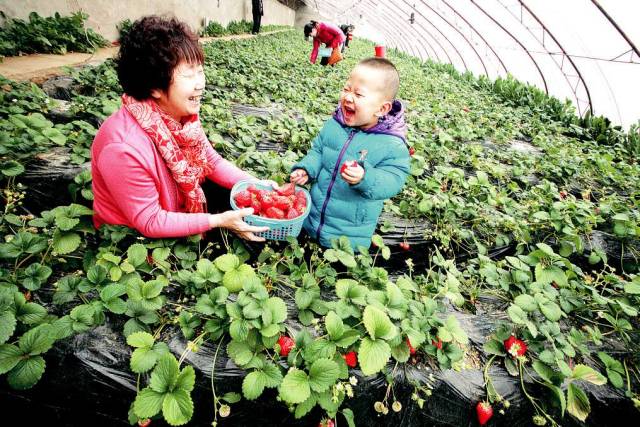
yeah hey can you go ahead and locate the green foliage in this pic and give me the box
[116,18,133,41]
[200,21,228,37]
[0,29,638,427]
[0,11,108,58]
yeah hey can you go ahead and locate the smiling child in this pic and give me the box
[290,57,410,249]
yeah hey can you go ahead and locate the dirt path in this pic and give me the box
[0,29,293,84]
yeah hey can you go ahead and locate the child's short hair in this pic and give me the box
[357,57,400,100]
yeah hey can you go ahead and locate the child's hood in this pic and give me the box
[333,99,408,143]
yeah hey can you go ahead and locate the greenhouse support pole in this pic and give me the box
[470,0,548,94]
[441,0,509,76]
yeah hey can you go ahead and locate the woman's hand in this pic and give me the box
[210,208,269,242]
[290,169,309,185]
[341,163,364,185]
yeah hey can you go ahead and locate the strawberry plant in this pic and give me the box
[0,28,638,427]
[0,11,108,58]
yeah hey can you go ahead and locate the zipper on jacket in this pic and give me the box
[316,129,357,241]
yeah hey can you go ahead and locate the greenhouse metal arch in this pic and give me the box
[306,0,639,128]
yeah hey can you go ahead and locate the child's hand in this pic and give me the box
[290,169,309,185]
[341,163,364,185]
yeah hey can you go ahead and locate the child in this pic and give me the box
[290,57,410,249]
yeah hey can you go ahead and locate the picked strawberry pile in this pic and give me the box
[233,183,307,220]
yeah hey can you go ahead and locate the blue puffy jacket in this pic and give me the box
[292,100,410,249]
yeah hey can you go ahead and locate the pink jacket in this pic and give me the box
[91,106,254,238]
[310,22,346,64]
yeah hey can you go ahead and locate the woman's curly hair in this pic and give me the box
[116,16,204,100]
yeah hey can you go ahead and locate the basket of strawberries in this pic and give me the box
[230,180,311,241]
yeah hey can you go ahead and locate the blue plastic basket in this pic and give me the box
[319,47,332,57]
[230,180,311,241]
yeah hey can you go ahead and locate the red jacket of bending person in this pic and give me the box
[307,22,346,64]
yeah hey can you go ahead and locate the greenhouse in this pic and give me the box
[0,1,638,426]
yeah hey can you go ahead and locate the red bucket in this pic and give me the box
[374,45,386,57]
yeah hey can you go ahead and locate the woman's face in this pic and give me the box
[152,61,206,121]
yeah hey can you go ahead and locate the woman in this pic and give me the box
[91,16,271,241]
[303,20,346,66]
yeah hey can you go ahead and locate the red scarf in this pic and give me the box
[122,94,212,213]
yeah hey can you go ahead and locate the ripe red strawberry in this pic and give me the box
[286,208,301,219]
[277,183,296,196]
[138,419,151,427]
[234,190,252,208]
[246,185,259,194]
[504,335,527,358]
[340,160,358,174]
[277,336,295,357]
[294,200,306,213]
[476,401,493,426]
[260,193,275,210]
[250,194,261,214]
[343,351,357,367]
[406,338,416,355]
[295,192,307,204]
[409,147,416,156]
[273,195,293,211]
[265,207,285,219]
[318,420,335,427]
[432,338,443,350]
[399,242,410,251]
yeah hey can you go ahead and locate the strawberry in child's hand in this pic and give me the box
[343,351,357,367]
[234,190,252,208]
[277,336,295,357]
[265,207,285,219]
[277,183,296,196]
[476,401,493,426]
[406,338,416,355]
[340,160,358,174]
